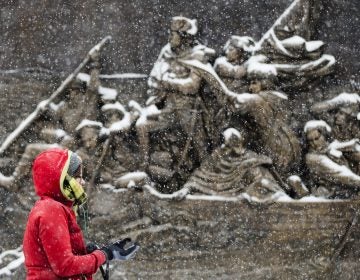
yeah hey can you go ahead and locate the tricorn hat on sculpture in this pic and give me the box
[170,16,198,35]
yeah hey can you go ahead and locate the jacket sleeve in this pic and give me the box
[38,203,106,277]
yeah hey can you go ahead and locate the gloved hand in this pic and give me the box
[86,242,100,253]
[101,238,140,261]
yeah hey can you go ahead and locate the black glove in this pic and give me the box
[86,242,100,253]
[101,238,140,261]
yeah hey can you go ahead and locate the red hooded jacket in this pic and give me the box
[23,148,106,280]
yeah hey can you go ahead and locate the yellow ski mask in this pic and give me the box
[60,151,87,206]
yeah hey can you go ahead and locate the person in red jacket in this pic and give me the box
[23,148,139,280]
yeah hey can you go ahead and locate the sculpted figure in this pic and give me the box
[145,16,216,191]
[99,102,139,186]
[332,106,360,142]
[56,58,102,134]
[311,92,360,142]
[0,84,98,190]
[304,121,360,198]
[310,93,360,179]
[214,36,255,94]
[0,50,107,192]
[231,72,301,173]
[59,81,89,133]
[183,128,283,199]
[74,120,104,182]
[129,101,162,170]
[147,16,215,103]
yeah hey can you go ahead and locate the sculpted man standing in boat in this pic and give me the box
[145,16,216,191]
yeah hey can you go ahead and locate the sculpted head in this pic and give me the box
[224,36,255,64]
[223,128,245,154]
[304,121,332,152]
[101,103,125,128]
[75,120,103,150]
[169,16,198,51]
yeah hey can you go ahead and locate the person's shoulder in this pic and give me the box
[32,199,68,218]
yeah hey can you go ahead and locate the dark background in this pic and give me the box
[0,0,358,76]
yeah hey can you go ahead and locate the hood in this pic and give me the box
[32,148,71,203]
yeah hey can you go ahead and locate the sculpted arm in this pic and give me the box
[214,57,246,79]
[160,70,202,95]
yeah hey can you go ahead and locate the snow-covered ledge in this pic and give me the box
[0,247,24,277]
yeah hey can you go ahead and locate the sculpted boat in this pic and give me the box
[88,185,360,279]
